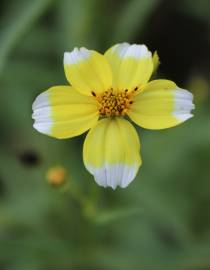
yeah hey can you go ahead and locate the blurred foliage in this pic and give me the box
[0,0,210,269]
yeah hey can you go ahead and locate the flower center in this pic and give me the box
[92,89,134,117]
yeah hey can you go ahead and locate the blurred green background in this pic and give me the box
[1,0,210,269]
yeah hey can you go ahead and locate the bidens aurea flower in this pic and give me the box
[32,43,194,189]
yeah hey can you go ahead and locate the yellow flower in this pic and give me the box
[32,43,194,189]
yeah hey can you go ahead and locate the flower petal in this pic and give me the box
[104,43,153,91]
[83,118,141,189]
[64,47,112,96]
[128,80,195,129]
[32,86,99,138]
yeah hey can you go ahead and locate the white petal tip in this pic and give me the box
[116,44,151,59]
[87,164,139,189]
[174,113,194,122]
[64,52,72,65]
[64,48,91,65]
[32,92,52,135]
[173,88,195,122]
[33,122,52,135]
[32,92,49,110]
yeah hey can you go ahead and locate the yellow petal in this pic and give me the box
[64,47,112,96]
[105,43,153,91]
[83,118,141,189]
[128,80,195,129]
[32,86,99,139]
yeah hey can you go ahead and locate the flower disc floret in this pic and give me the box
[95,89,134,117]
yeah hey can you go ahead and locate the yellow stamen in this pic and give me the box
[95,89,135,117]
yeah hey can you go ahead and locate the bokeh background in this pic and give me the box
[1,0,210,269]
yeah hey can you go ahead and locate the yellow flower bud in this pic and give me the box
[46,166,67,186]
